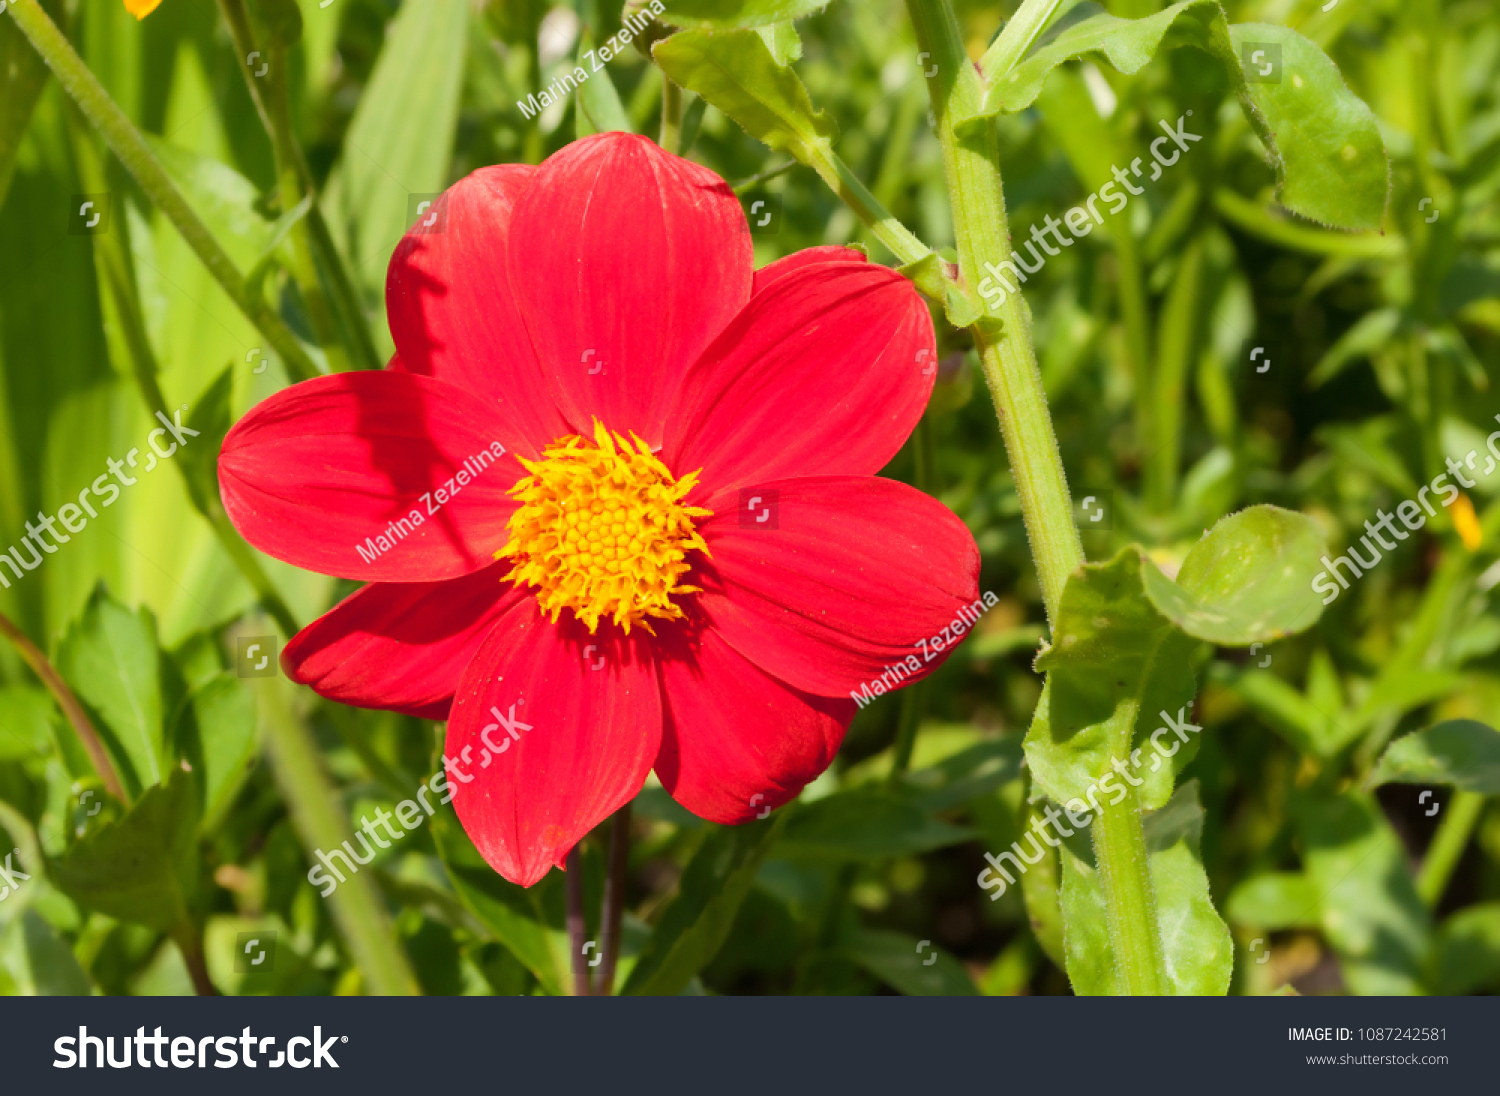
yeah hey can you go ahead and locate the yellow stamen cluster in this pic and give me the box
[497,422,711,634]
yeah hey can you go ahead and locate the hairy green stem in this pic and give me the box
[8,0,320,383]
[906,0,1161,994]
[255,675,420,995]
[1417,790,1484,908]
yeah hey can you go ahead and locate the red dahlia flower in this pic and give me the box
[218,133,980,886]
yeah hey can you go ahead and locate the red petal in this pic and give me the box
[219,372,523,581]
[386,165,566,457]
[751,245,866,295]
[663,261,936,492]
[446,604,661,887]
[282,565,526,720]
[505,132,752,445]
[696,475,980,697]
[655,626,853,824]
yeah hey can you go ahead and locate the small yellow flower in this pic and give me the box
[123,0,163,19]
[1452,493,1483,551]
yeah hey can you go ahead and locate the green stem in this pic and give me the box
[8,0,320,383]
[565,846,590,995]
[907,0,1161,994]
[254,675,420,995]
[217,0,349,373]
[1147,232,1205,511]
[1417,790,1484,908]
[63,107,301,642]
[0,609,128,805]
[596,803,631,995]
[660,72,682,153]
[171,920,219,996]
[904,0,1082,623]
[979,0,1063,80]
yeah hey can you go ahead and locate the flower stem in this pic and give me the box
[565,846,590,995]
[1417,790,1484,908]
[254,675,419,995]
[0,609,128,805]
[905,0,1163,994]
[596,803,632,995]
[215,0,382,373]
[660,72,682,154]
[7,0,321,383]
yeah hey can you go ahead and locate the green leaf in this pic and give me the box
[1369,720,1500,793]
[249,0,304,46]
[779,787,976,859]
[903,736,1026,813]
[756,21,803,64]
[175,365,234,522]
[430,809,565,996]
[655,0,830,31]
[1141,504,1328,645]
[622,814,787,995]
[57,585,165,795]
[1226,872,1321,929]
[1308,308,1404,388]
[842,929,978,996]
[53,769,200,933]
[975,2,1388,230]
[1292,789,1429,995]
[1428,903,1500,995]
[1059,781,1232,995]
[654,29,836,164]
[171,673,257,832]
[323,0,471,299]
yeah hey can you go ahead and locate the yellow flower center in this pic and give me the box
[497,422,711,634]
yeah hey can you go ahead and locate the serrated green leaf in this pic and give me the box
[1293,789,1428,995]
[656,0,829,31]
[1226,872,1321,929]
[623,814,786,995]
[430,809,565,996]
[654,29,836,162]
[843,929,978,996]
[1369,720,1500,792]
[1059,781,1232,995]
[53,769,199,933]
[1141,504,1327,645]
[975,2,1388,229]
[57,585,165,795]
[779,787,976,859]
